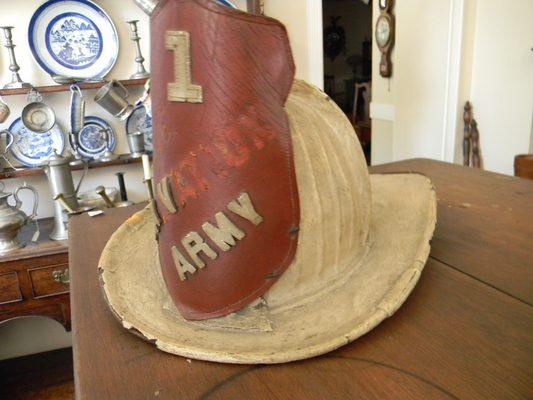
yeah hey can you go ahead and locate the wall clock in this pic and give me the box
[375,0,395,77]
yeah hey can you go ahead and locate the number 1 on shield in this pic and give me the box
[165,31,203,103]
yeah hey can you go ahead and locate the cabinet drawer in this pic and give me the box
[0,272,22,305]
[29,264,69,299]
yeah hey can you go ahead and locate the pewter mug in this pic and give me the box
[94,80,134,120]
[0,182,39,255]
[127,131,145,158]
[0,95,10,123]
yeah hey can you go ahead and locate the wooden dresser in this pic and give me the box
[0,219,70,331]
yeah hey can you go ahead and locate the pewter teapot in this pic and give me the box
[0,182,39,255]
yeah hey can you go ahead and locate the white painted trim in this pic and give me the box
[441,0,466,162]
[370,102,396,122]
[306,0,324,89]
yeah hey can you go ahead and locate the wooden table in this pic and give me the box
[70,159,533,399]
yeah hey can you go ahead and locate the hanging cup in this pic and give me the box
[94,80,134,120]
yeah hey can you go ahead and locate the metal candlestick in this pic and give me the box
[0,27,31,89]
[141,154,154,200]
[115,172,128,202]
[127,20,150,80]
[144,178,154,200]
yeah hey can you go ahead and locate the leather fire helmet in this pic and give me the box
[99,0,437,364]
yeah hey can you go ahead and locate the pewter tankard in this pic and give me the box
[94,80,134,120]
[43,152,87,240]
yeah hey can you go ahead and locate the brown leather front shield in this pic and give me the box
[151,0,300,320]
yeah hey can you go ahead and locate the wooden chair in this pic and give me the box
[514,155,533,180]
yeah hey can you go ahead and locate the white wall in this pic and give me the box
[371,0,462,165]
[467,0,533,175]
[234,0,323,88]
[265,0,324,89]
[393,0,454,161]
[453,0,477,165]
[371,0,533,175]
[0,0,322,361]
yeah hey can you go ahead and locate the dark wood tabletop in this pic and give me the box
[70,159,533,400]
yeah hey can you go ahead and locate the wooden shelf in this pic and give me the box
[0,154,149,180]
[0,78,148,97]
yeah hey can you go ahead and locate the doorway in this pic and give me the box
[323,0,373,163]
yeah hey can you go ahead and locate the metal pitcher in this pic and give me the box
[0,182,39,255]
[43,151,87,241]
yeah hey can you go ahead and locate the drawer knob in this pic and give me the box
[52,269,70,285]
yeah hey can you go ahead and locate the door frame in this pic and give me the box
[442,0,466,162]
[307,0,324,89]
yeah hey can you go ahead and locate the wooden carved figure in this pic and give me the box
[471,119,481,169]
[463,101,472,166]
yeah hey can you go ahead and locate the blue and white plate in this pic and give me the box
[29,0,119,79]
[9,118,65,167]
[216,0,237,7]
[126,104,153,152]
[77,116,116,159]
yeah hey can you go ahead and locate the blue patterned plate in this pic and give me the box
[126,104,153,152]
[28,0,119,79]
[9,118,65,167]
[216,0,237,7]
[77,116,116,159]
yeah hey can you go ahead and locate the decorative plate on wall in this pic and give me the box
[28,0,119,79]
[8,118,65,167]
[216,0,237,8]
[77,116,116,159]
[126,104,153,152]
